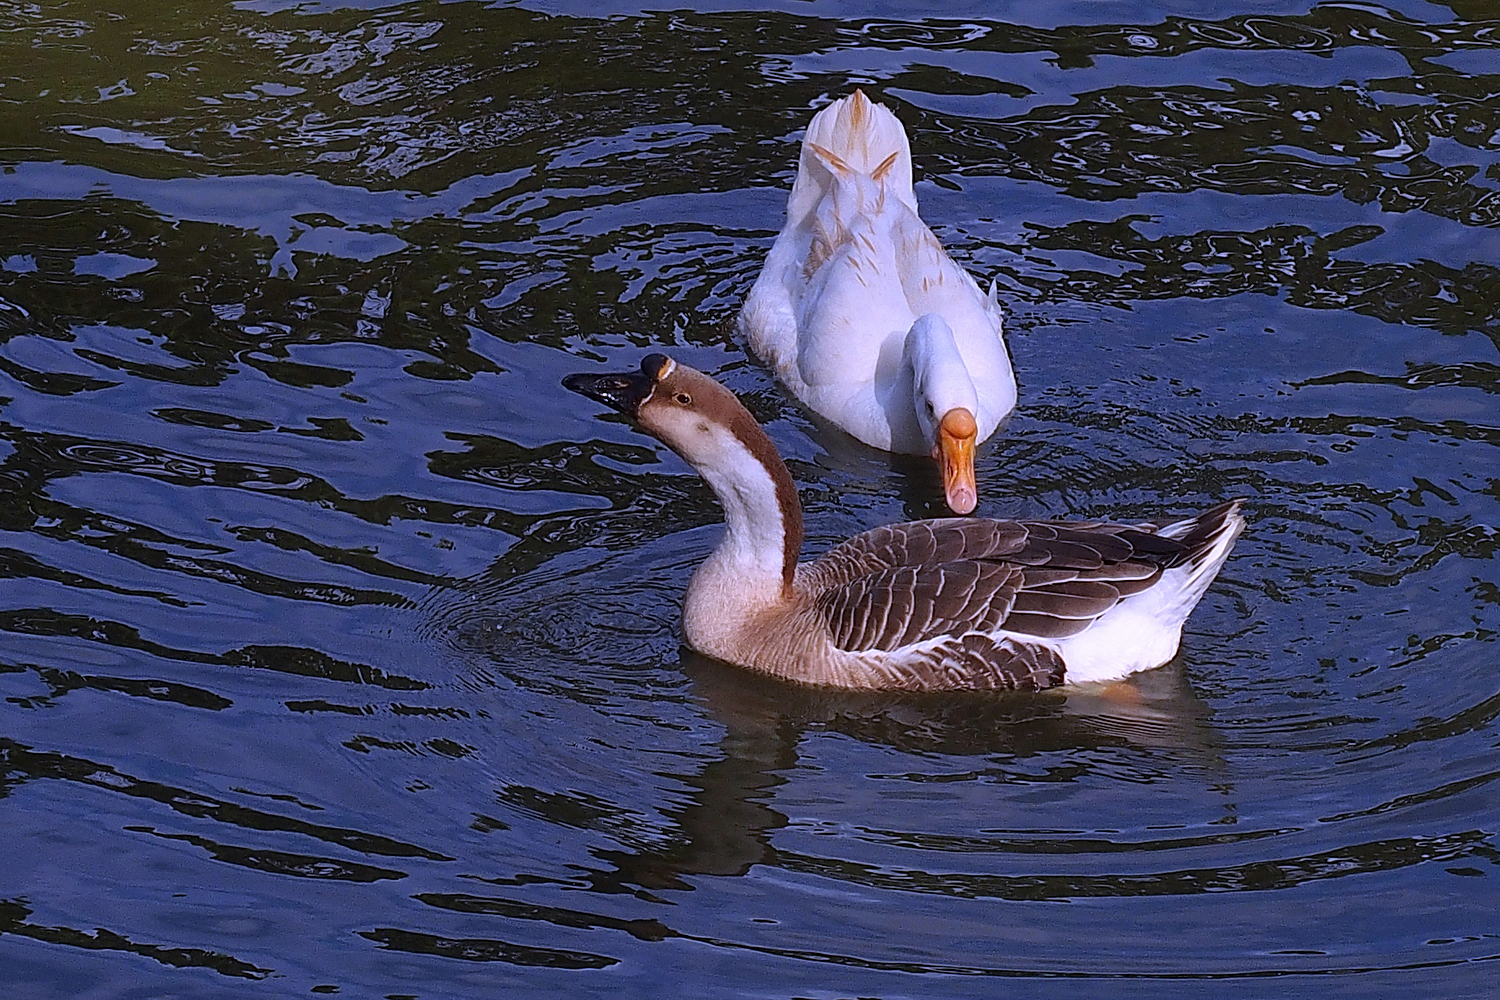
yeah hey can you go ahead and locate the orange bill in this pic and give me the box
[934,407,978,514]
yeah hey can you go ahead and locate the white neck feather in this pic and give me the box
[642,374,803,657]
[904,314,979,440]
[679,423,797,659]
[694,429,790,583]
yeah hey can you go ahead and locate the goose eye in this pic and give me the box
[675,392,692,405]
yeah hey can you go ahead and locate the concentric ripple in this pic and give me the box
[1,1,1496,998]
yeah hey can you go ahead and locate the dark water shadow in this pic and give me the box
[578,648,1225,892]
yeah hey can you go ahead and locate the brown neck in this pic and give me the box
[726,404,803,591]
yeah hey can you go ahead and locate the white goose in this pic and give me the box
[564,355,1243,692]
[739,90,1016,514]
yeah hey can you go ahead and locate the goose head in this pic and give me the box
[564,354,768,471]
[904,315,981,515]
[564,354,804,589]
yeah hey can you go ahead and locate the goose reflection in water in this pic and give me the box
[526,647,1229,893]
[421,509,1236,895]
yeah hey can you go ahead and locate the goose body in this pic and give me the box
[564,355,1243,692]
[739,90,1016,513]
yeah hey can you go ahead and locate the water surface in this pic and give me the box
[2,1,1498,997]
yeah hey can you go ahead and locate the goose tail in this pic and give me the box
[787,90,916,229]
[1155,500,1246,618]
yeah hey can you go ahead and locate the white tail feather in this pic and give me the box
[1157,502,1245,619]
[1050,502,1245,684]
[787,90,916,228]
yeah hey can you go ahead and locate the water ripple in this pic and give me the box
[3,1,1498,996]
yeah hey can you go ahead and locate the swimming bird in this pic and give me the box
[564,355,1243,692]
[739,90,1016,514]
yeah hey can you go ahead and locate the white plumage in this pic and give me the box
[739,90,1016,513]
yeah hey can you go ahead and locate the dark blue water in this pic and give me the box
[2,1,1498,997]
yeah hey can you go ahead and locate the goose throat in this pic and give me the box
[700,417,803,591]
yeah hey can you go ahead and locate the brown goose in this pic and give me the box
[564,355,1244,691]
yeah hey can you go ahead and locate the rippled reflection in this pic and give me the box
[2,0,1498,996]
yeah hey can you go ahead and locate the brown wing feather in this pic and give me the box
[877,634,1066,691]
[819,560,1025,651]
[991,522,1189,640]
[807,518,1030,585]
[798,502,1243,689]
[807,513,1208,652]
